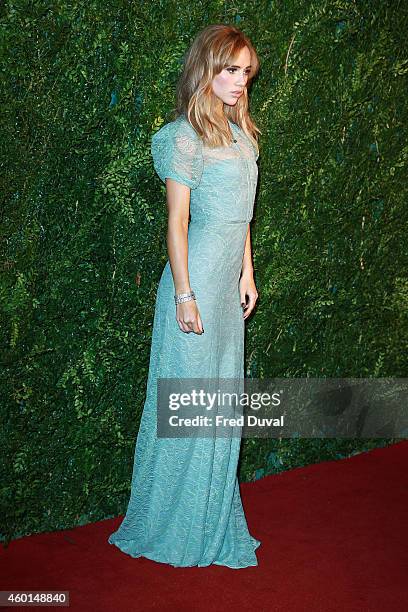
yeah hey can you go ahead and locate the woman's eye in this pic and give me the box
[226,67,251,75]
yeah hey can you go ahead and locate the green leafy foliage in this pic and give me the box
[1,0,406,543]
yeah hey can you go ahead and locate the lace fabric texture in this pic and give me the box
[108,115,261,568]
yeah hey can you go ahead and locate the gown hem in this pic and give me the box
[108,534,261,569]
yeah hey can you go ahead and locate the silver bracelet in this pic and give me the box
[174,290,196,305]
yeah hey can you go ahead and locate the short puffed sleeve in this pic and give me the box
[151,117,204,190]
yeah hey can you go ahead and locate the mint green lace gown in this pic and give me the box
[108,114,261,568]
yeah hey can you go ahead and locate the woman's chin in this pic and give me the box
[224,98,239,107]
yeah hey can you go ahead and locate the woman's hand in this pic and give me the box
[176,300,204,334]
[239,273,258,320]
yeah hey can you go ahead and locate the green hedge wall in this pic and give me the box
[1,0,406,543]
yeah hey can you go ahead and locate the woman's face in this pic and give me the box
[212,46,252,107]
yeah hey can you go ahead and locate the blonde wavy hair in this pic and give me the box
[173,24,261,152]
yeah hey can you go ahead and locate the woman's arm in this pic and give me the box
[241,223,254,278]
[165,178,204,334]
[166,178,192,294]
[240,223,258,319]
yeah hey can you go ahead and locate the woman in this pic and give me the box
[108,24,261,568]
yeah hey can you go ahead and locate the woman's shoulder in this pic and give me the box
[151,114,201,145]
[150,115,204,189]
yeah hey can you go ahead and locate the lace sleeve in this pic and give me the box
[151,118,204,190]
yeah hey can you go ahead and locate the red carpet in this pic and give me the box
[2,441,407,611]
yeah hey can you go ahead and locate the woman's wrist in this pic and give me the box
[175,285,192,293]
[174,289,196,305]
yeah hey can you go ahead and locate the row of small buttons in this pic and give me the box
[230,131,252,221]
